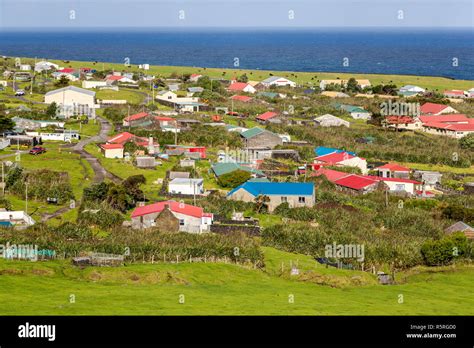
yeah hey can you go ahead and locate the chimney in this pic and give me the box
[148,136,155,155]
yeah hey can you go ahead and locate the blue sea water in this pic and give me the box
[0,28,473,80]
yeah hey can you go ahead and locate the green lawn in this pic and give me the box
[1,142,94,224]
[0,246,472,315]
[95,89,145,105]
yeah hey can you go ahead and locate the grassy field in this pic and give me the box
[12,57,473,92]
[0,247,472,315]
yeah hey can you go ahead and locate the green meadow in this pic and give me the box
[0,247,472,315]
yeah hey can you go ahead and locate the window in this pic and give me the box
[298,196,306,203]
[395,184,405,191]
[281,196,288,203]
[179,219,185,226]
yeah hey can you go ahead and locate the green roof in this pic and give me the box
[240,127,265,139]
[211,162,264,177]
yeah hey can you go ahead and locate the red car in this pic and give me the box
[29,146,46,155]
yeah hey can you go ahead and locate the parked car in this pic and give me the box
[15,89,25,96]
[29,146,46,155]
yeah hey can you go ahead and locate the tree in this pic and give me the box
[46,102,59,118]
[254,194,270,213]
[55,75,70,87]
[123,175,146,202]
[237,74,249,83]
[217,170,251,188]
[459,133,474,150]
[345,78,361,93]
[0,115,14,133]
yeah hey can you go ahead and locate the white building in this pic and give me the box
[44,86,96,118]
[260,76,296,88]
[19,64,31,71]
[168,178,204,195]
[314,114,350,127]
[25,130,80,142]
[0,210,35,228]
[100,143,124,159]
[35,61,60,72]
[82,80,108,89]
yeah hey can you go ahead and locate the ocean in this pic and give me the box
[0,28,473,80]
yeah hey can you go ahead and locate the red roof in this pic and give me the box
[376,163,410,172]
[385,116,416,124]
[190,73,202,78]
[106,75,123,81]
[108,132,135,144]
[312,168,349,182]
[231,95,252,102]
[155,116,175,122]
[419,114,470,124]
[58,68,75,73]
[228,82,251,91]
[370,176,421,184]
[334,175,378,190]
[124,112,149,122]
[444,90,465,95]
[423,122,474,132]
[256,111,278,121]
[315,152,355,164]
[420,103,451,115]
[131,200,209,218]
[100,143,124,150]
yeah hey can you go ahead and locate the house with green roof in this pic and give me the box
[334,103,371,120]
[211,162,265,178]
[240,127,283,149]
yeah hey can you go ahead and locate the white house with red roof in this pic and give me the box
[383,115,422,131]
[420,114,474,138]
[260,76,296,88]
[123,112,149,127]
[100,143,124,159]
[130,200,213,233]
[189,73,203,82]
[227,82,256,94]
[105,74,137,85]
[315,168,423,195]
[256,111,280,124]
[313,151,368,174]
[443,90,468,99]
[420,102,459,115]
[104,132,160,155]
[374,163,411,179]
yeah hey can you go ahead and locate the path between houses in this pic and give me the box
[41,117,122,222]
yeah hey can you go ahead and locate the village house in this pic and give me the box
[100,143,124,159]
[399,85,425,97]
[12,117,65,130]
[82,80,108,89]
[335,104,371,120]
[419,114,474,138]
[313,151,368,174]
[106,132,160,154]
[256,111,282,124]
[25,129,79,142]
[420,102,459,115]
[211,162,265,179]
[314,114,350,128]
[130,200,213,233]
[443,90,468,99]
[444,221,474,240]
[34,61,60,72]
[383,115,422,131]
[227,82,256,94]
[0,210,35,229]
[227,181,315,212]
[260,76,296,88]
[168,178,204,196]
[374,163,410,179]
[44,86,96,119]
[412,170,442,191]
[319,79,371,90]
[240,127,283,149]
[189,73,203,82]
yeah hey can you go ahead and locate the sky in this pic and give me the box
[0,0,473,29]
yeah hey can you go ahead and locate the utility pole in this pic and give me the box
[1,162,4,196]
[25,182,28,214]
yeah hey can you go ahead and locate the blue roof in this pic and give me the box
[315,146,356,157]
[227,182,314,197]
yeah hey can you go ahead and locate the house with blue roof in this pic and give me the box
[314,146,356,157]
[227,181,315,212]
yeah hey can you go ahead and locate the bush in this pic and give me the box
[421,233,470,266]
[217,170,251,188]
